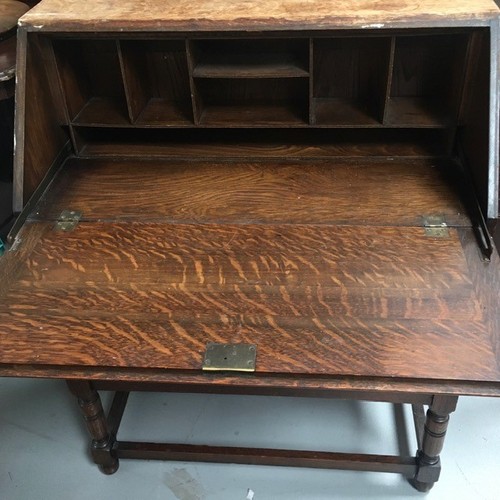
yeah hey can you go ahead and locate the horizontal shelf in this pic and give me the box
[61,35,466,131]
[73,98,130,126]
[199,104,308,127]
[39,157,469,227]
[312,98,380,127]
[384,97,454,127]
[73,128,452,159]
[193,54,309,79]
[71,97,452,130]
[134,98,193,126]
[310,98,453,129]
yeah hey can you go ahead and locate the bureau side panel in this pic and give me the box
[13,31,69,212]
[458,28,497,220]
[488,18,500,219]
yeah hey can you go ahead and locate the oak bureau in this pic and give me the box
[1,0,500,492]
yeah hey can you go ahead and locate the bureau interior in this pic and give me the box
[15,29,494,228]
[52,33,471,127]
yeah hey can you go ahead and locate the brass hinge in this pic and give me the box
[202,343,256,372]
[422,215,449,238]
[55,210,82,232]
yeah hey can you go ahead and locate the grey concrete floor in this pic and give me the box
[0,378,499,499]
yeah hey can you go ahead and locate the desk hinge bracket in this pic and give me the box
[422,215,449,238]
[55,210,82,232]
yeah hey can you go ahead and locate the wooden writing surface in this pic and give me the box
[0,158,499,393]
[0,220,496,383]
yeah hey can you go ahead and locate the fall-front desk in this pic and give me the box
[1,0,499,492]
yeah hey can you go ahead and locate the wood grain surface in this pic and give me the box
[459,229,500,382]
[0,220,498,385]
[74,128,451,158]
[33,158,470,227]
[16,32,69,209]
[19,0,500,32]
[13,32,68,212]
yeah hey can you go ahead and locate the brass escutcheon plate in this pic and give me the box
[202,343,256,372]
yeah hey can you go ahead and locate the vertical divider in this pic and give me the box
[70,127,86,155]
[47,38,80,154]
[117,40,146,124]
[447,36,469,125]
[309,38,315,125]
[186,39,202,125]
[457,32,480,125]
[117,40,134,123]
[440,32,474,156]
[381,36,396,125]
[67,125,81,155]
[50,40,86,122]
[42,37,70,127]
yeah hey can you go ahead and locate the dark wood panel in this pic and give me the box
[199,103,307,126]
[73,97,130,126]
[74,128,451,158]
[191,38,309,78]
[384,98,452,127]
[76,140,448,158]
[196,77,307,103]
[93,381,433,403]
[119,39,193,124]
[312,98,380,127]
[34,158,470,226]
[114,441,417,475]
[3,364,500,397]
[53,39,128,123]
[134,98,193,126]
[0,221,496,382]
[388,34,469,127]
[390,35,467,101]
[18,34,69,208]
[118,40,147,122]
[196,77,309,125]
[459,30,491,218]
[312,37,391,124]
[193,60,308,78]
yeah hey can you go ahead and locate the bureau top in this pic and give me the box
[19,0,500,32]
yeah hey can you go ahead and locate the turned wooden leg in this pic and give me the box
[67,380,119,475]
[410,395,458,492]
